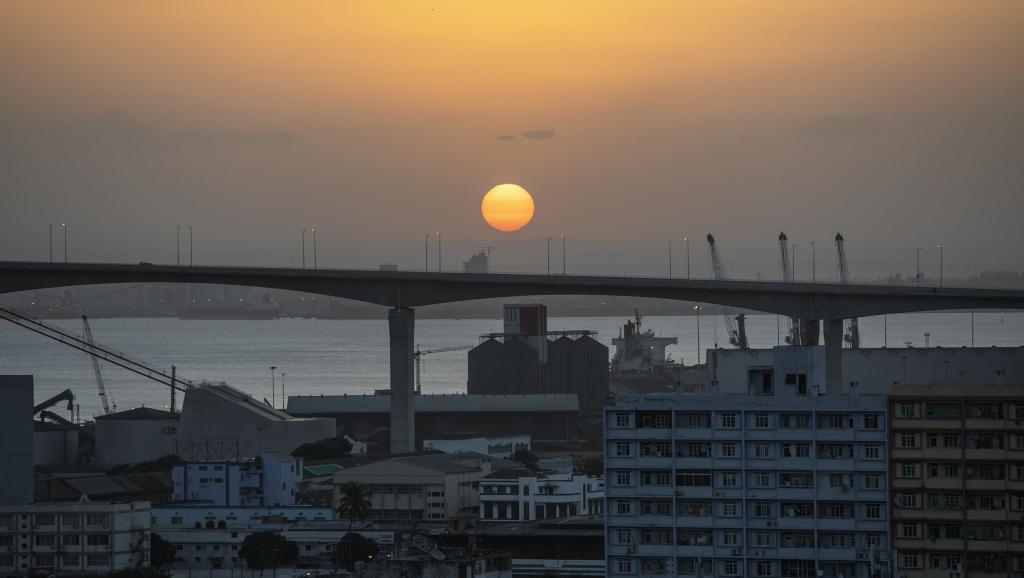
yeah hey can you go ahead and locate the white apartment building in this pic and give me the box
[423,434,531,459]
[479,468,604,522]
[605,392,891,578]
[0,500,151,576]
[171,452,302,507]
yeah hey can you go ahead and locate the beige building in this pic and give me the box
[890,384,1024,577]
[333,453,500,521]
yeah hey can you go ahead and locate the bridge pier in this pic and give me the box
[824,318,843,394]
[388,307,416,454]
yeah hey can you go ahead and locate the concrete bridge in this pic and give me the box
[4,260,1024,453]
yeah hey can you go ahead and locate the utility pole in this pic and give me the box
[693,305,703,364]
[810,241,816,283]
[269,366,277,408]
[176,226,181,266]
[425,233,430,271]
[668,240,673,279]
[49,223,54,263]
[916,247,922,287]
[937,244,943,287]
[188,225,193,266]
[62,223,68,263]
[312,228,317,269]
[302,229,307,268]
[280,372,286,410]
[436,232,441,272]
[791,244,799,282]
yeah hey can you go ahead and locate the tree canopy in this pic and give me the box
[291,435,353,460]
[238,531,298,569]
[335,481,372,527]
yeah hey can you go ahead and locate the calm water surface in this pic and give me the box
[2,312,1021,418]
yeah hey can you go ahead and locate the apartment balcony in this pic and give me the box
[605,457,637,469]
[816,517,857,532]
[635,427,674,440]
[778,546,816,559]
[673,516,713,529]
[776,428,815,441]
[964,479,1007,491]
[709,429,744,441]
[676,457,712,469]
[674,544,715,557]
[745,429,784,441]
[815,429,856,442]
[964,418,1010,430]
[637,485,675,498]
[635,456,674,469]
[636,544,676,557]
[775,457,814,470]
[673,487,712,499]
[715,546,745,557]
[776,487,814,500]
[815,459,857,472]
[965,509,1010,522]
[675,427,711,439]
[966,540,1008,552]
[776,517,816,530]
[967,449,1009,461]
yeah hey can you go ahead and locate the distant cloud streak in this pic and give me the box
[798,114,874,139]
[496,134,518,141]
[521,129,555,140]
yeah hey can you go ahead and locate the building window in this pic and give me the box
[900,433,918,448]
[722,531,738,546]
[616,559,633,573]
[677,470,712,487]
[863,414,879,429]
[863,474,881,490]
[720,413,737,429]
[753,502,771,517]
[754,444,770,458]
[753,414,770,429]
[616,500,631,515]
[898,463,919,478]
[721,502,738,517]
[754,472,771,487]
[615,529,633,544]
[654,414,670,428]
[614,442,631,457]
[864,444,881,459]
[865,504,882,519]
[720,442,737,458]
[62,534,80,547]
[755,532,772,547]
[34,535,55,547]
[902,524,919,539]
[898,402,917,418]
[85,514,110,527]
[86,534,109,546]
[614,471,632,486]
[724,559,740,576]
[34,514,55,526]
[896,493,919,508]
[719,472,738,487]
[614,413,631,428]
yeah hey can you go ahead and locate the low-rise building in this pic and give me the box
[171,452,303,507]
[94,407,179,466]
[479,469,603,522]
[889,383,1024,577]
[333,453,502,521]
[0,500,151,576]
[424,434,531,459]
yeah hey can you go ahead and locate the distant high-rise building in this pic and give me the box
[0,375,33,506]
[463,251,489,273]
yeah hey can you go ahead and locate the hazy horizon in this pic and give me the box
[3,2,1022,279]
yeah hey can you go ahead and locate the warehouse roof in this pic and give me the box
[288,393,578,414]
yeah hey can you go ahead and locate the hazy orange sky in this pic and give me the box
[1,1,1021,277]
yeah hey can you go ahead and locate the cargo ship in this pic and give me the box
[609,310,681,393]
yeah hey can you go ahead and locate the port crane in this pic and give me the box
[413,345,473,394]
[777,232,800,344]
[835,233,861,348]
[705,234,748,349]
[81,315,115,414]
[0,306,191,414]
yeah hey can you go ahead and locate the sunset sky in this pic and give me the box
[1,1,1021,278]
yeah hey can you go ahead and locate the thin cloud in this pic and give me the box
[521,129,555,140]
[496,134,518,141]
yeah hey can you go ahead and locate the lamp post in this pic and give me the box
[916,247,922,287]
[312,228,317,269]
[668,240,673,279]
[269,366,277,408]
[62,223,68,263]
[791,244,799,282]
[301,229,307,269]
[546,237,552,275]
[810,241,816,283]
[937,244,943,287]
[436,232,441,272]
[561,234,566,276]
[188,225,192,266]
[684,236,690,279]
[693,305,704,364]
[280,372,286,410]
[176,226,181,266]
[424,234,430,271]
[48,223,54,262]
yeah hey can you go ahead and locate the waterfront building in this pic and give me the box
[479,468,604,522]
[0,500,150,575]
[94,407,179,466]
[332,452,502,521]
[605,392,891,578]
[171,452,303,507]
[889,383,1024,577]
[424,434,531,459]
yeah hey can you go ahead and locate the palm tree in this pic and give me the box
[335,481,372,529]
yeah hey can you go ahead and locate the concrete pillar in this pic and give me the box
[824,318,843,394]
[388,307,415,454]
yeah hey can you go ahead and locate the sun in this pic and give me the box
[481,184,535,232]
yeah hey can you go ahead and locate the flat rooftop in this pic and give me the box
[288,393,579,414]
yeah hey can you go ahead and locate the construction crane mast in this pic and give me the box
[835,233,861,348]
[81,315,114,415]
[777,233,801,344]
[706,234,748,349]
[413,345,473,394]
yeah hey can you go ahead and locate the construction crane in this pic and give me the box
[0,306,191,413]
[413,345,473,394]
[705,234,748,349]
[81,315,115,415]
[777,233,800,344]
[835,233,861,348]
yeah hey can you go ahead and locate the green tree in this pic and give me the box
[335,532,379,570]
[291,435,354,460]
[149,532,177,567]
[335,482,372,528]
[238,531,298,569]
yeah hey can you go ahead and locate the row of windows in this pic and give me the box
[612,499,885,520]
[893,491,1024,510]
[897,522,1024,541]
[613,441,884,460]
[894,430,1024,450]
[0,514,111,528]
[22,534,110,547]
[611,469,885,490]
[612,412,883,430]
[894,400,1024,420]
[895,461,1021,480]
[613,527,885,549]
[0,554,111,568]
[612,557,858,578]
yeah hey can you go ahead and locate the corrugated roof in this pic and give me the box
[288,393,579,414]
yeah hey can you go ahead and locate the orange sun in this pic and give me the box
[481,184,535,232]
